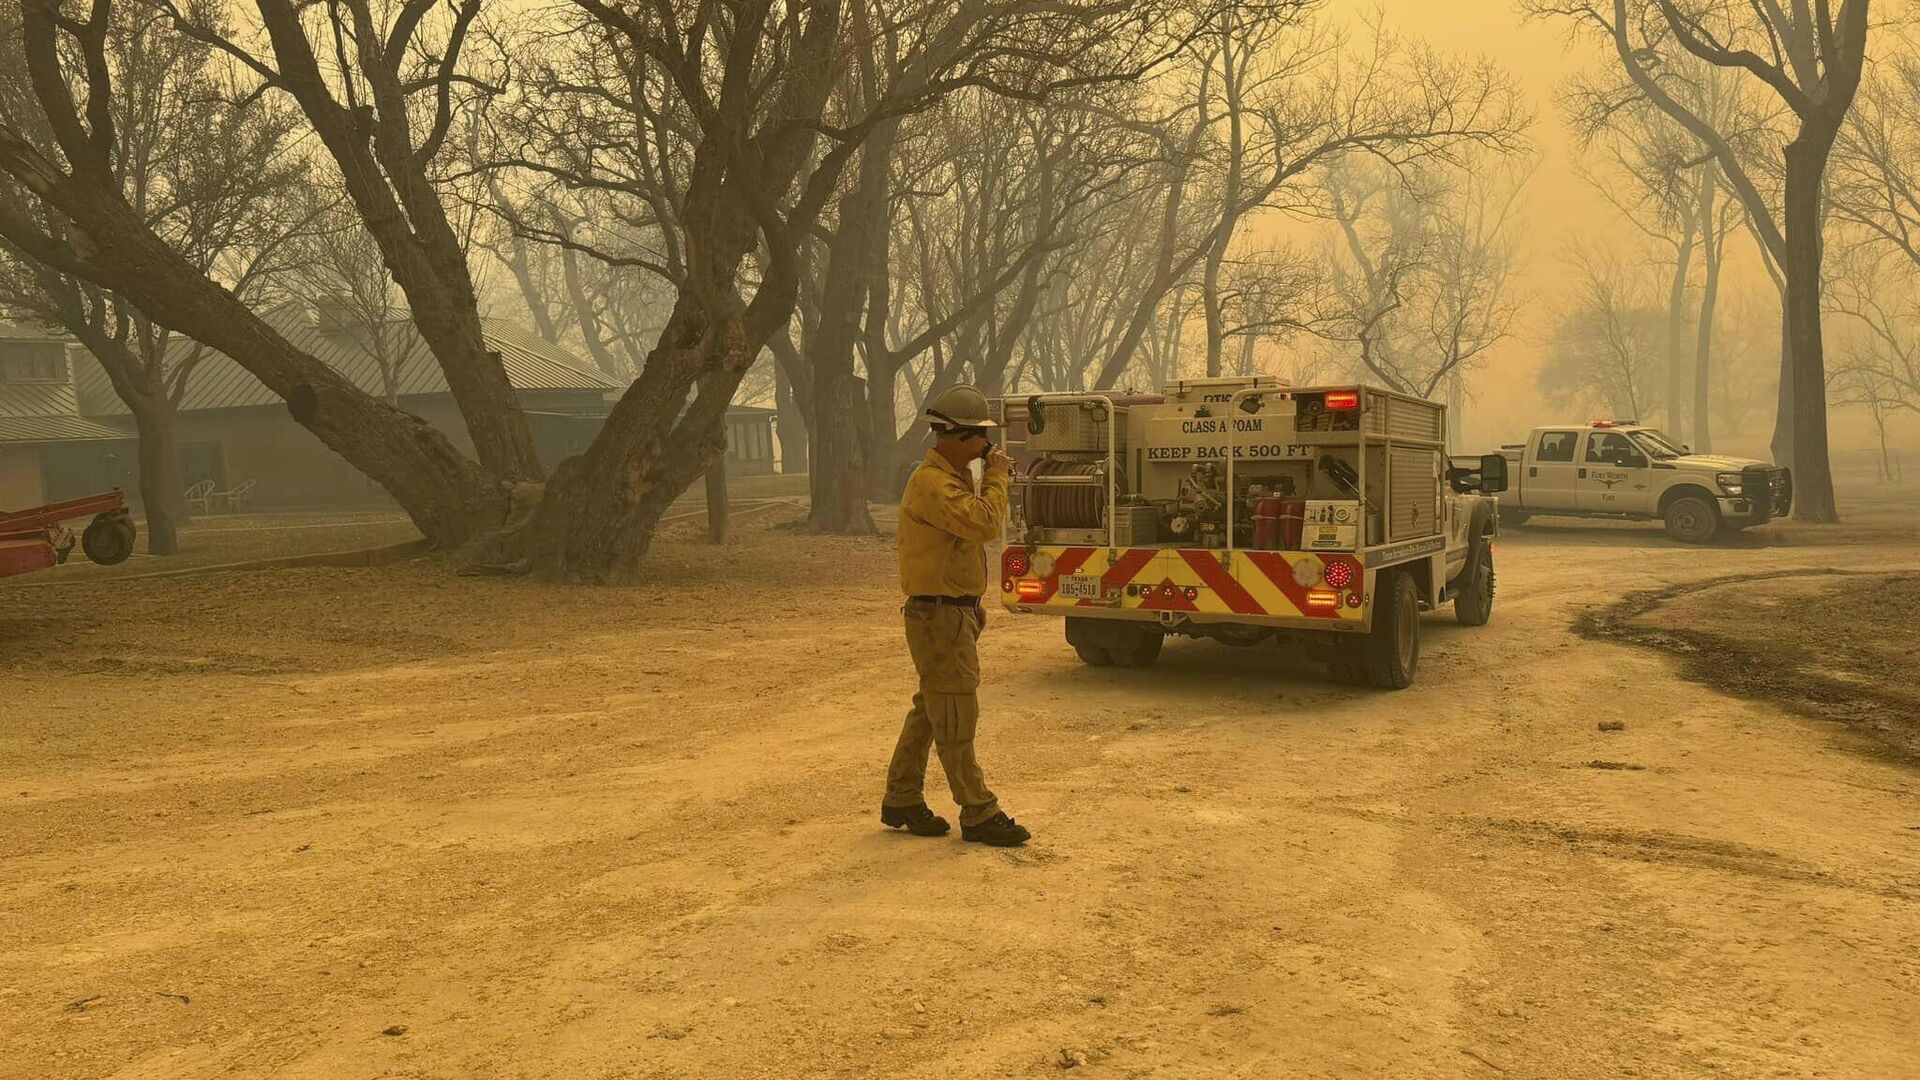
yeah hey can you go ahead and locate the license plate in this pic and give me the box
[1060,574,1103,600]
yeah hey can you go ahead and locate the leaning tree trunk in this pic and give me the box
[1780,136,1839,522]
[17,183,508,546]
[516,291,738,580]
[128,396,184,555]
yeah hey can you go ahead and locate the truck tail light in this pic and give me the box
[1003,548,1030,577]
[1016,580,1046,602]
[1322,559,1355,589]
[1324,390,1360,410]
[1306,589,1340,608]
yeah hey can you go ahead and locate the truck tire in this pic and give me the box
[1074,644,1114,666]
[1662,494,1720,544]
[1454,546,1495,627]
[1498,505,1529,528]
[1363,570,1421,689]
[1109,629,1164,668]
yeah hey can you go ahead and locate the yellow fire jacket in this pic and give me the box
[897,450,1009,598]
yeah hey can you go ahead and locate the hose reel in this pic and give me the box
[1024,457,1125,529]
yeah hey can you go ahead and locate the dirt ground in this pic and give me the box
[3,478,1918,1079]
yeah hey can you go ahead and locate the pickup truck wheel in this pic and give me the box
[1454,547,1495,627]
[1497,505,1529,527]
[1662,495,1720,544]
[1364,570,1421,690]
[1073,644,1114,667]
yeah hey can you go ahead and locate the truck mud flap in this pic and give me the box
[1066,615,1161,651]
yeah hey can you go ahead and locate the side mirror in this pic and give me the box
[1477,453,1509,494]
[1448,454,1509,494]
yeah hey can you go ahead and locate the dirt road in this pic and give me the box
[3,505,1917,1079]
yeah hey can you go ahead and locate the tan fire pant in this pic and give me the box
[883,601,1001,827]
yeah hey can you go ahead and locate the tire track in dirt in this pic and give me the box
[1575,565,1920,765]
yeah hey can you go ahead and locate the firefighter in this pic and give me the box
[880,383,1031,847]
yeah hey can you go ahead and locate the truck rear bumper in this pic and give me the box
[1004,602,1370,634]
[1000,544,1369,630]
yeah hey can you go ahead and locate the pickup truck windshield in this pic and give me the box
[1629,430,1684,460]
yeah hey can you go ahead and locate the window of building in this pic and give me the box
[0,342,67,382]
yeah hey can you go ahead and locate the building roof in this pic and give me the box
[0,414,130,444]
[0,381,81,419]
[75,306,621,416]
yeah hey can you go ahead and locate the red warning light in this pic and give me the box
[1324,390,1360,410]
[1003,548,1031,577]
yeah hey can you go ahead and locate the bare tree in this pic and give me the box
[1542,242,1668,421]
[1829,15,1920,273]
[0,0,312,554]
[0,0,511,546]
[293,194,413,405]
[1561,43,1769,451]
[1316,151,1528,400]
[1084,16,1528,390]
[1527,0,1871,522]
[148,0,545,482]
[1826,243,1918,425]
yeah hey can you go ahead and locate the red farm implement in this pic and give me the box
[0,491,138,578]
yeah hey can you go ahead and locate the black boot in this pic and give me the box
[881,802,951,837]
[960,812,1031,847]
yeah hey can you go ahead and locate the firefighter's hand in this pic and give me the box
[985,446,1013,475]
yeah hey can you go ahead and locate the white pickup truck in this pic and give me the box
[1494,421,1791,543]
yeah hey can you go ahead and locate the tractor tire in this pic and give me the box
[81,514,136,566]
[1662,495,1720,544]
[1362,570,1421,690]
[1074,644,1115,667]
[1454,545,1495,627]
[1109,629,1164,668]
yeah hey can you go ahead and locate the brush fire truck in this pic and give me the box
[994,378,1508,688]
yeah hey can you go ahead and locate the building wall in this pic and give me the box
[72,395,780,510]
[164,391,625,509]
[175,407,375,508]
[0,446,44,508]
